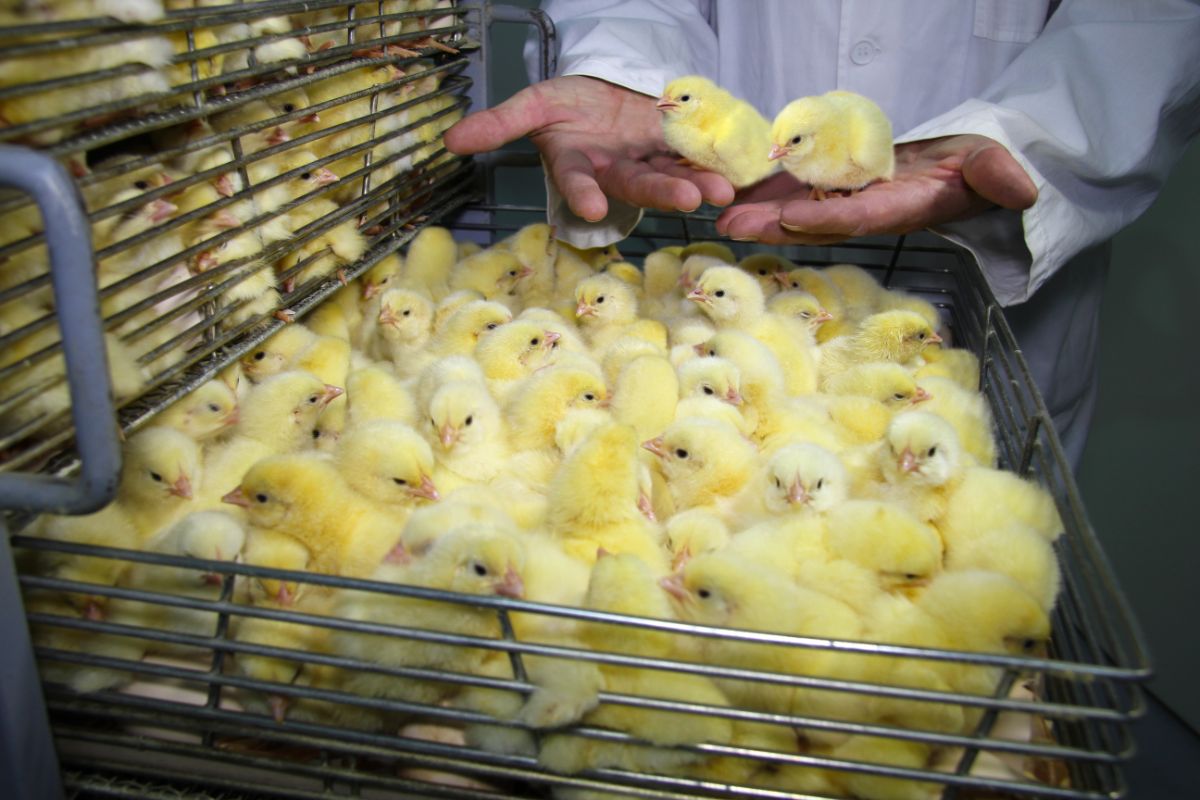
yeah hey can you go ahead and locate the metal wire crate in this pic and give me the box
[1,3,1150,799]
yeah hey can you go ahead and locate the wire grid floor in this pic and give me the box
[13,211,1150,799]
[0,0,478,479]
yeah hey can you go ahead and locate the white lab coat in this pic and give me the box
[525,0,1200,466]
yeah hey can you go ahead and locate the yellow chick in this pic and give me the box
[872,411,968,524]
[756,442,850,518]
[403,225,458,300]
[425,380,511,487]
[539,552,733,778]
[559,239,622,271]
[939,465,1062,544]
[449,248,530,306]
[822,362,932,444]
[426,299,513,359]
[574,273,665,355]
[334,420,440,521]
[499,222,558,309]
[663,508,731,568]
[373,287,434,375]
[819,310,943,385]
[642,417,757,519]
[657,75,778,188]
[766,289,834,338]
[823,263,888,315]
[239,324,318,383]
[545,422,666,569]
[688,266,819,395]
[943,523,1060,613]
[738,252,794,298]
[610,354,678,442]
[345,364,418,427]
[472,319,562,403]
[155,378,240,443]
[915,344,981,391]
[676,355,746,410]
[769,90,895,200]
[915,374,997,467]
[775,266,854,342]
[504,366,608,453]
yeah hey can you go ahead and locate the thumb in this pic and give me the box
[444,85,552,155]
[961,143,1038,211]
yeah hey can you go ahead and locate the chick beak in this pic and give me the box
[314,167,338,187]
[83,600,105,621]
[686,287,710,306]
[378,306,400,328]
[299,112,321,124]
[385,541,411,565]
[772,272,791,288]
[202,572,224,586]
[193,250,218,273]
[222,407,240,427]
[362,282,381,300]
[768,144,790,161]
[912,387,931,405]
[724,387,744,406]
[268,695,290,723]
[276,583,295,606]
[786,480,810,507]
[596,395,612,409]
[693,343,709,356]
[575,300,597,319]
[214,173,236,197]
[221,487,252,508]
[494,566,525,599]
[213,209,241,230]
[542,330,561,350]
[677,272,695,290]
[926,331,944,345]
[641,436,668,459]
[814,308,834,324]
[659,573,689,603]
[318,384,344,408]
[169,473,193,500]
[670,547,692,573]
[408,473,440,502]
[899,447,919,474]
[654,96,679,112]
[637,491,657,522]
[267,126,290,146]
[514,265,534,282]
[148,198,177,223]
[439,423,459,448]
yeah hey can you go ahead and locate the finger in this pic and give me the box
[546,148,608,222]
[715,202,782,238]
[600,159,703,212]
[443,86,551,155]
[962,145,1038,210]
[648,156,737,207]
[778,194,868,237]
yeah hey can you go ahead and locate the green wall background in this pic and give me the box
[484,2,1200,731]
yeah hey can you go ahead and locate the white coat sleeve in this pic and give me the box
[894,0,1200,306]
[523,0,719,249]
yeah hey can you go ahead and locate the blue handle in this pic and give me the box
[0,146,122,515]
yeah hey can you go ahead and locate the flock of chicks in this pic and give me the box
[26,216,1065,799]
[0,0,462,440]
[659,75,895,198]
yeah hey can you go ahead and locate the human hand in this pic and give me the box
[714,134,1037,244]
[444,76,736,222]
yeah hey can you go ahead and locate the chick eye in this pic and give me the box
[697,588,710,599]
[312,429,321,439]
[774,477,782,488]
[300,171,311,180]
[714,290,725,298]
[392,477,407,485]
[402,309,411,316]
[464,415,473,426]
[149,471,163,482]
[904,573,920,581]
[1022,639,1039,652]
[893,392,907,400]
[596,296,605,304]
[815,479,824,490]
[679,94,691,102]
[508,270,518,277]
[134,180,149,190]
[702,385,714,395]
[674,448,688,459]
[790,135,802,145]
[927,446,938,457]
[308,394,320,404]
[282,103,295,113]
[790,281,800,288]
[583,393,595,401]
[208,402,221,412]
[800,311,812,319]
[530,337,540,345]
[485,322,499,330]
[917,332,926,340]
[253,351,266,361]
[472,562,488,577]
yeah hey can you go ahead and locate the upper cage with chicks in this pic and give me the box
[0,3,1149,800]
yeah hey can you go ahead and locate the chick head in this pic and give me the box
[602,335,664,386]
[121,426,201,506]
[661,552,768,626]
[277,148,338,196]
[501,222,556,272]
[359,253,403,300]
[739,253,793,297]
[423,524,526,599]
[515,365,608,421]
[554,407,614,456]
[882,411,963,487]
[239,370,343,447]
[473,319,561,379]
[240,325,315,381]
[642,418,756,507]
[826,363,930,408]
[826,500,942,594]
[228,453,332,531]
[401,490,516,560]
[377,287,434,344]
[335,420,439,506]
[677,356,743,406]
[574,273,638,326]
[678,254,729,292]
[602,260,644,290]
[454,249,530,299]
[92,187,179,252]
[687,266,765,326]
[766,290,833,334]
[770,95,830,159]
[157,379,239,440]
[657,75,724,124]
[919,570,1051,656]
[857,310,943,363]
[168,510,247,585]
[582,551,676,654]
[698,330,785,396]
[763,443,849,514]
[443,300,512,343]
[664,508,730,569]
[427,380,502,454]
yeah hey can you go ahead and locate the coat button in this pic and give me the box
[850,40,877,65]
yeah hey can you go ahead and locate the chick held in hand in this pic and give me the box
[770,90,895,200]
[658,75,779,188]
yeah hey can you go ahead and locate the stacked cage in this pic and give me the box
[1,3,1150,800]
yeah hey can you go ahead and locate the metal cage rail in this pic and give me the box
[0,3,1149,800]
